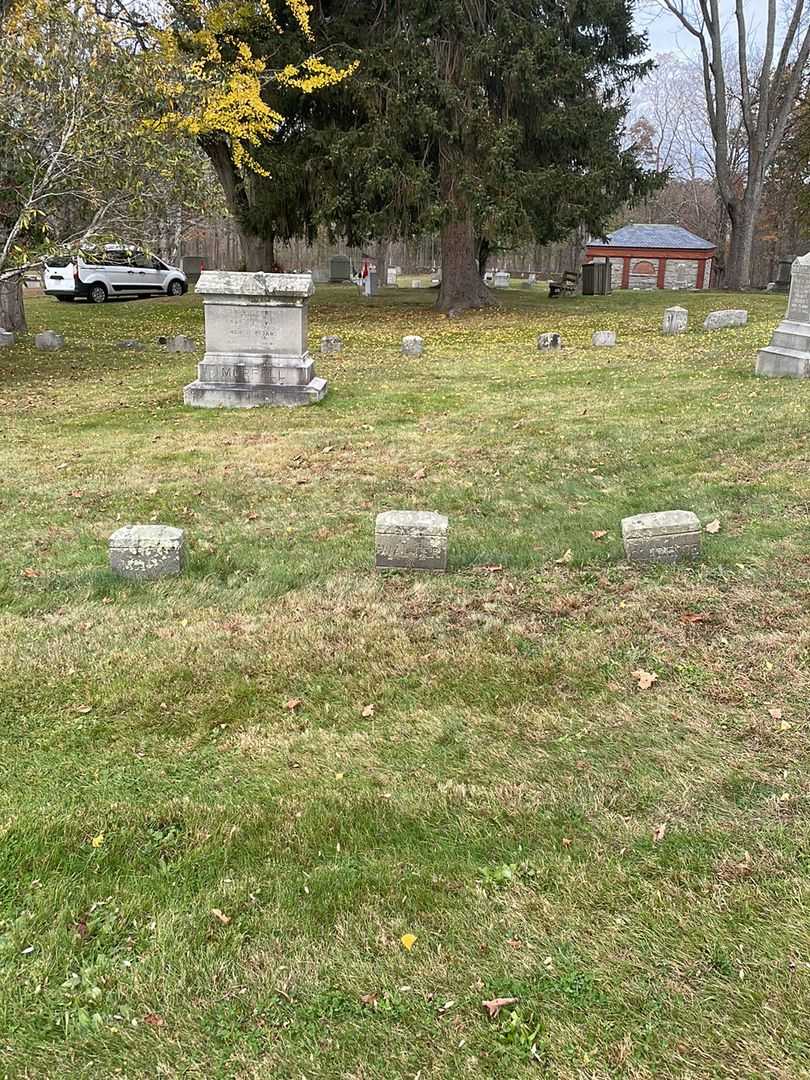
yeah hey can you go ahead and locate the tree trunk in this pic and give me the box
[477,237,491,277]
[0,276,26,334]
[436,217,495,315]
[725,195,759,291]
[239,229,275,272]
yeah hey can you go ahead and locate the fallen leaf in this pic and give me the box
[284,698,302,712]
[21,567,41,579]
[478,564,504,573]
[211,909,231,925]
[482,996,518,1019]
[632,668,658,690]
[768,707,783,720]
[75,705,92,714]
[680,612,711,624]
[561,837,572,848]
[334,771,345,781]
[400,932,417,951]
[413,467,427,479]
[91,833,104,848]
[144,1012,165,1028]
[555,549,573,564]
[705,519,721,534]
[361,703,375,718]
[591,530,608,540]
[653,823,667,843]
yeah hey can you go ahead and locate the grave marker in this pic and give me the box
[621,511,701,564]
[756,252,810,378]
[375,511,448,572]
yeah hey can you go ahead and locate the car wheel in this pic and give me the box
[167,279,184,297]
[89,284,107,304]
[56,296,75,303]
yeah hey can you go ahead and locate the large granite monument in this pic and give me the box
[756,253,810,379]
[183,271,327,407]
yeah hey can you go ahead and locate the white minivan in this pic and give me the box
[43,248,188,304]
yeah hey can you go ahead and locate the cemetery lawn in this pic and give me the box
[3,284,810,1079]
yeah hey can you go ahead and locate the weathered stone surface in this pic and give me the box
[35,330,64,351]
[109,524,186,581]
[166,334,196,352]
[402,335,423,356]
[411,279,423,288]
[537,332,563,350]
[703,309,748,330]
[321,335,342,354]
[375,510,448,572]
[621,510,701,565]
[0,328,15,348]
[662,306,688,335]
[386,268,398,286]
[184,271,327,408]
[493,271,510,288]
[117,339,145,350]
[756,252,810,378]
[592,330,616,347]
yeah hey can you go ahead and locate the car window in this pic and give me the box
[45,256,72,268]
[102,250,129,266]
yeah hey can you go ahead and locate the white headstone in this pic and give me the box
[493,271,510,288]
[592,330,616,347]
[402,335,423,356]
[109,525,186,580]
[662,306,688,335]
[756,252,810,378]
[704,309,748,330]
[183,271,327,408]
[621,511,701,564]
[375,511,448,572]
[0,328,15,348]
[386,267,398,286]
[537,332,562,350]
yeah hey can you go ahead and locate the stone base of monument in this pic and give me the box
[756,253,810,379]
[184,270,328,408]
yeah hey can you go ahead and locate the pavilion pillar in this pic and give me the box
[657,258,667,289]
[621,258,630,289]
[696,258,707,290]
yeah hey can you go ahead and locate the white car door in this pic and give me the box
[129,252,163,294]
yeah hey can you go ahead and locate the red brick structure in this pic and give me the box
[585,224,717,291]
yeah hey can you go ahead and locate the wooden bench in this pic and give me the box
[548,270,578,298]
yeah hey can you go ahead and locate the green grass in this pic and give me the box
[1,284,809,1078]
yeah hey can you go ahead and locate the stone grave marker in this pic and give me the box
[411,279,423,288]
[109,525,186,581]
[662,306,688,335]
[0,329,14,348]
[386,267,398,286]
[117,339,145,350]
[35,330,64,351]
[704,309,748,330]
[183,271,327,407]
[166,334,196,353]
[756,252,810,378]
[592,331,616,347]
[402,335,423,356]
[621,510,701,564]
[375,511,448,572]
[537,332,563,350]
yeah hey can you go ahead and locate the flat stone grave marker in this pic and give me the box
[0,329,14,348]
[183,271,327,408]
[402,335,423,356]
[375,511,448,572]
[117,339,145,350]
[493,271,510,288]
[756,252,810,378]
[704,309,747,330]
[662,306,688,335]
[166,334,195,352]
[592,330,616,347]
[35,330,64,351]
[621,510,701,564]
[537,332,563,350]
[109,525,186,581]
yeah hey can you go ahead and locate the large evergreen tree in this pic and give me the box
[300,0,662,312]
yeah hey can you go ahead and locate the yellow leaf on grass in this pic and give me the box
[91,834,105,848]
[632,668,658,690]
[400,933,417,951]
[705,519,721,534]
[361,704,375,718]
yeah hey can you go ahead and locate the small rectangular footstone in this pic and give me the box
[35,330,64,350]
[0,329,15,348]
[704,309,747,330]
[621,510,701,564]
[321,335,342,354]
[402,335,423,356]
[537,332,562,350]
[109,524,186,580]
[662,306,688,335]
[592,330,616,347]
[375,510,448,572]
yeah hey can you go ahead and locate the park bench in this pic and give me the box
[548,270,578,298]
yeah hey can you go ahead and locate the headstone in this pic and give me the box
[181,255,204,286]
[484,271,494,285]
[703,309,748,330]
[402,335,423,356]
[774,258,794,294]
[117,339,145,350]
[328,255,351,282]
[109,525,186,581]
[321,335,342,354]
[528,273,537,284]
[0,328,15,348]
[756,252,810,378]
[621,510,701,564]
[166,334,196,353]
[386,267,398,286]
[411,279,423,288]
[592,330,616,347]
[35,330,64,351]
[662,306,688,335]
[364,270,379,297]
[493,271,510,289]
[375,511,448,572]
[183,271,327,408]
[537,332,562,350]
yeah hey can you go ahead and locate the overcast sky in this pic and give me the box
[636,0,768,57]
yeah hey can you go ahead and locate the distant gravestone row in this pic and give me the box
[108,507,710,581]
